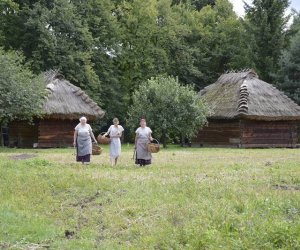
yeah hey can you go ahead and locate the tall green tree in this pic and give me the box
[276,30,300,104]
[244,0,290,82]
[114,0,251,91]
[0,48,45,133]
[116,0,171,89]
[0,0,19,46]
[172,0,253,89]
[127,75,208,147]
[0,0,101,102]
[72,0,125,123]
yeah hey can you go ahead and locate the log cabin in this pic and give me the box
[8,71,105,148]
[192,70,300,148]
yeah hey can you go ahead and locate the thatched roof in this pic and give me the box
[43,71,105,120]
[199,70,300,121]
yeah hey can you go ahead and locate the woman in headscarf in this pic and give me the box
[73,116,97,164]
[135,118,153,166]
[103,118,124,166]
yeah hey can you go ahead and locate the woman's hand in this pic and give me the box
[73,131,77,147]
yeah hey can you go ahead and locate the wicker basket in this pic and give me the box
[148,139,160,153]
[92,143,102,155]
[97,132,111,144]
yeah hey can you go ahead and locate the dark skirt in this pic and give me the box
[135,158,151,166]
[76,154,90,163]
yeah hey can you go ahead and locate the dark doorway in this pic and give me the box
[1,127,9,146]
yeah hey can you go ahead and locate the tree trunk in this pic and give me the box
[180,134,184,147]
[161,130,167,148]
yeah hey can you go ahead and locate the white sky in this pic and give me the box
[229,0,300,17]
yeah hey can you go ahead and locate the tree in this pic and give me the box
[0,0,101,102]
[0,0,19,46]
[0,48,45,145]
[275,31,300,104]
[244,0,290,82]
[169,0,253,89]
[206,0,252,82]
[127,75,208,147]
[73,0,126,124]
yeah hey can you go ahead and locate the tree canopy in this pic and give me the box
[275,14,300,104]
[244,0,291,82]
[127,76,208,147]
[0,48,45,125]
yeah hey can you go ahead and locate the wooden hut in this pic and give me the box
[9,71,105,148]
[192,70,300,148]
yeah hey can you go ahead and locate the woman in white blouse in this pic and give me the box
[135,118,153,166]
[104,118,124,166]
[73,116,97,164]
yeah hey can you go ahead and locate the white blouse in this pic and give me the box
[136,127,152,138]
[107,125,124,137]
[75,123,92,134]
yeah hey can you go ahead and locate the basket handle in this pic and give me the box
[150,138,160,144]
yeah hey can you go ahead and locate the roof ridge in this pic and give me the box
[224,68,257,75]
[237,80,249,115]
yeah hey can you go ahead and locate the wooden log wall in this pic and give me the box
[240,120,298,148]
[38,119,77,148]
[8,121,38,148]
[192,119,241,147]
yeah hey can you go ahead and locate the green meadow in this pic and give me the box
[0,146,299,250]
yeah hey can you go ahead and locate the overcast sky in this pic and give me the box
[228,0,300,17]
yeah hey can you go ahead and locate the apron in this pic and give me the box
[136,135,151,160]
[76,131,92,156]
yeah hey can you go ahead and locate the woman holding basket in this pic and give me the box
[73,116,97,164]
[103,118,124,166]
[135,118,153,167]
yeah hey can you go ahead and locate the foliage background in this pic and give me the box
[0,0,299,138]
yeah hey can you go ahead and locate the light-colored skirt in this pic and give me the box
[110,138,121,159]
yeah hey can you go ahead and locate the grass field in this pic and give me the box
[0,145,299,250]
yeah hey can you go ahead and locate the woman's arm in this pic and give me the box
[89,126,97,143]
[149,133,153,141]
[149,128,153,141]
[104,126,111,137]
[73,130,78,146]
[90,130,97,143]
[134,134,138,148]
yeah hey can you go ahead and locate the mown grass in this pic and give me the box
[0,145,299,249]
